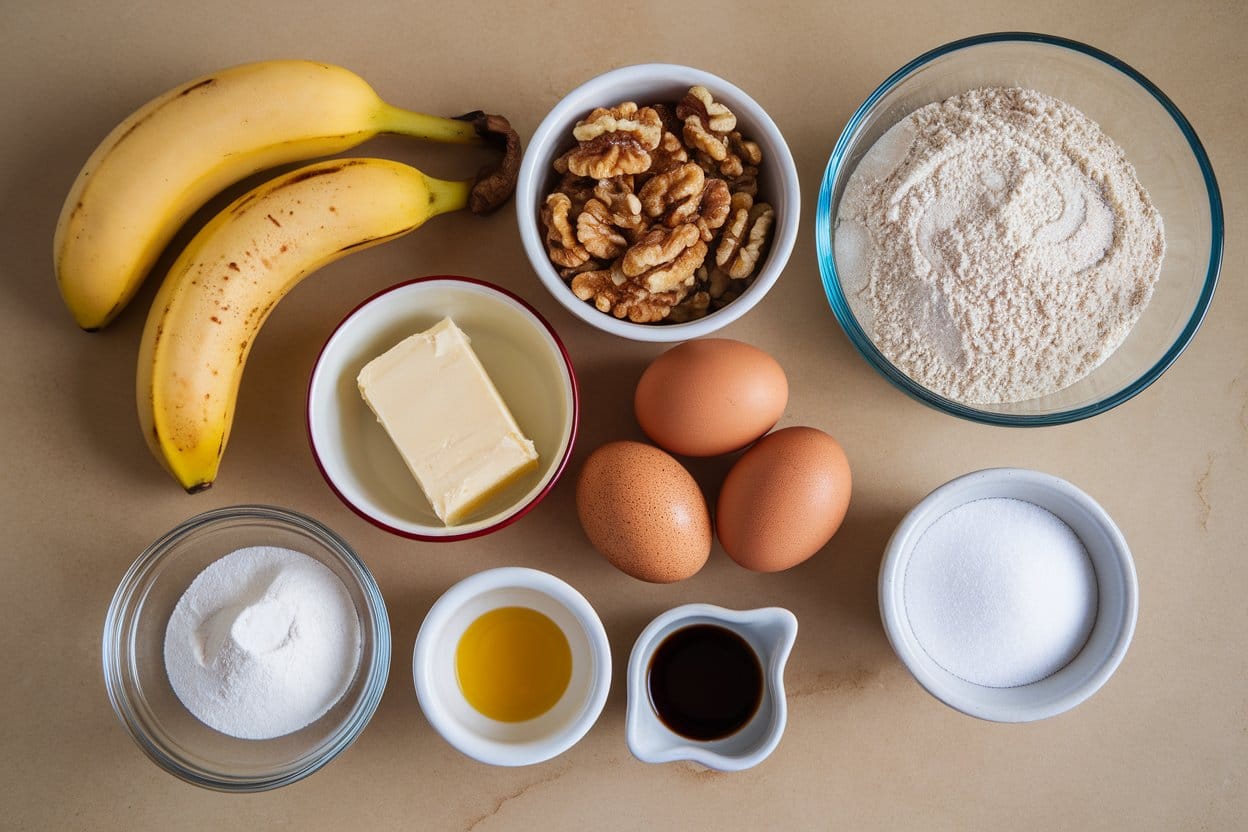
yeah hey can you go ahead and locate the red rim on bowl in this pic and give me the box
[306,276,579,542]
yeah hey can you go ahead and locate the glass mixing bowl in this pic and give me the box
[102,505,390,791]
[815,32,1223,425]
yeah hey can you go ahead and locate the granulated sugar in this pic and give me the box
[903,498,1097,688]
[163,545,361,740]
[835,87,1165,404]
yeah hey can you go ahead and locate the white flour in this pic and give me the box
[163,545,362,740]
[835,87,1165,404]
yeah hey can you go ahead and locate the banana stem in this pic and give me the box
[375,103,483,144]
[424,176,474,220]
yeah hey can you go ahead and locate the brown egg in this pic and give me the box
[634,339,788,457]
[576,441,711,583]
[716,426,852,572]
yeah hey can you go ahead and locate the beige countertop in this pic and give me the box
[3,1,1245,829]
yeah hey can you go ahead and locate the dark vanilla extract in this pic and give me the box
[647,624,763,741]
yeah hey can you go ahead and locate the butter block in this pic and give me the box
[357,318,539,525]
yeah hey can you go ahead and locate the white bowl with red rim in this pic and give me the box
[307,276,578,541]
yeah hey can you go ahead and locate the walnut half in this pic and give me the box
[622,224,706,295]
[565,103,663,179]
[541,192,589,269]
[677,86,737,162]
[638,162,705,227]
[570,263,684,323]
[716,194,775,280]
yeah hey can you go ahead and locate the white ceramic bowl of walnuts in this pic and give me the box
[517,64,799,342]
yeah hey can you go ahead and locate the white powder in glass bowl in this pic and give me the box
[835,87,1165,404]
[163,545,362,740]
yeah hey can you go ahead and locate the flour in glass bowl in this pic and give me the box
[834,87,1165,404]
[163,545,362,740]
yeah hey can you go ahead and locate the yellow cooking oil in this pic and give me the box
[455,606,572,722]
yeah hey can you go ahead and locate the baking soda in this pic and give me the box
[163,545,362,740]
[903,498,1097,688]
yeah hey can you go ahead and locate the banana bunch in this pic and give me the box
[55,60,520,491]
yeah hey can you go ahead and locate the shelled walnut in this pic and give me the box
[541,193,589,269]
[541,85,775,324]
[570,263,685,323]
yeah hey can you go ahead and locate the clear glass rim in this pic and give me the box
[101,504,391,792]
[814,31,1225,426]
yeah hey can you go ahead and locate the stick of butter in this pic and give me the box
[357,318,539,526]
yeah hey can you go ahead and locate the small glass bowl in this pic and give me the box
[102,505,390,791]
[815,32,1223,425]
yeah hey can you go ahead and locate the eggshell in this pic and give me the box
[634,339,788,457]
[576,441,711,583]
[716,426,852,572]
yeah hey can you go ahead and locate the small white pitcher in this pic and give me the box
[626,604,798,772]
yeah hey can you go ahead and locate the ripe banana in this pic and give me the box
[137,157,471,492]
[55,59,487,330]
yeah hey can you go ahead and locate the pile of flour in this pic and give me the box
[835,87,1165,404]
[164,545,361,740]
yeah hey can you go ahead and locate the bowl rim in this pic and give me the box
[411,566,612,766]
[101,504,391,792]
[878,468,1139,722]
[517,62,801,343]
[305,275,580,542]
[814,31,1225,426]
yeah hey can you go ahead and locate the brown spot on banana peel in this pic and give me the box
[107,78,216,161]
[230,193,258,216]
[108,114,152,153]
[224,162,357,218]
[337,234,389,254]
[454,111,521,214]
[281,161,361,187]
[177,78,216,97]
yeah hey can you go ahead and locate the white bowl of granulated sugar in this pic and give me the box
[878,468,1138,722]
[817,33,1223,425]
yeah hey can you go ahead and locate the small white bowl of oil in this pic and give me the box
[413,567,611,766]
